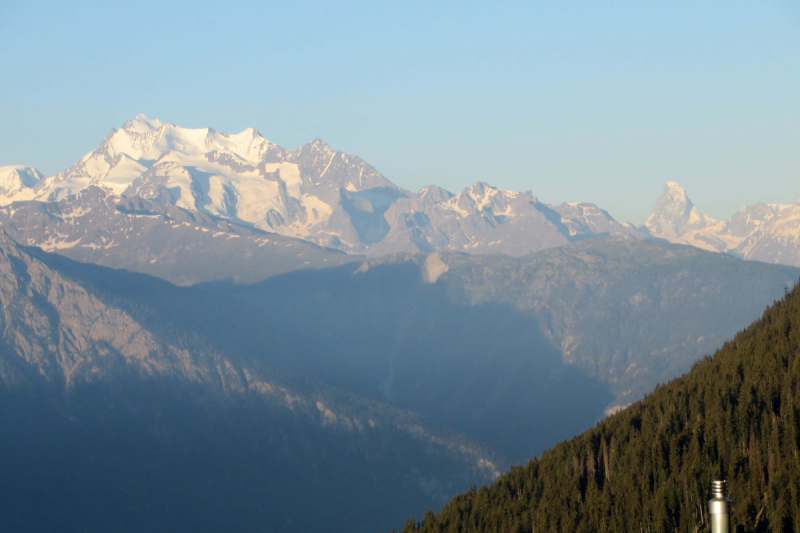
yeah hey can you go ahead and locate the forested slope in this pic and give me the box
[395,282,800,533]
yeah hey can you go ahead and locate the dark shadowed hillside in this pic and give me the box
[393,280,800,533]
[204,238,798,461]
[12,234,799,473]
[0,232,497,533]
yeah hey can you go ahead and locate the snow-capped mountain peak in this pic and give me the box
[462,182,520,212]
[643,181,716,240]
[642,182,800,266]
[9,116,798,268]
[0,115,405,251]
[122,113,164,133]
[0,166,44,205]
[100,118,278,165]
[0,115,649,259]
[664,181,688,201]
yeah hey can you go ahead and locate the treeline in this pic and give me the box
[395,284,800,533]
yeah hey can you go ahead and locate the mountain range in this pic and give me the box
[2,115,800,532]
[2,116,799,276]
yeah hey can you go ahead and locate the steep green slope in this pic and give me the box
[396,283,800,533]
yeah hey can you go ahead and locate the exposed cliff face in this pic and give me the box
[0,229,167,385]
[0,229,281,390]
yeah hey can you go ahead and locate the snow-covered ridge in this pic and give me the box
[0,115,401,251]
[1,114,646,257]
[375,180,643,256]
[6,115,798,266]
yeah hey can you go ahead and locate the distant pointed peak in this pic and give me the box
[419,185,452,195]
[418,185,454,203]
[0,165,44,190]
[123,114,164,133]
[292,138,337,163]
[309,138,333,151]
[463,182,522,201]
[467,181,496,191]
[645,181,715,236]
[662,181,689,202]
[241,126,261,137]
[294,138,335,158]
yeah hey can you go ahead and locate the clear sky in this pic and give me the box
[1,0,798,224]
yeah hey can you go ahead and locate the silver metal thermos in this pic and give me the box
[709,480,732,533]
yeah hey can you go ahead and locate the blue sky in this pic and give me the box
[1,0,798,223]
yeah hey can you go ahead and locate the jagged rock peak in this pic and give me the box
[418,185,454,203]
[652,181,694,212]
[459,182,521,209]
[644,181,715,238]
[663,181,689,201]
[309,138,333,151]
[464,181,513,198]
[293,138,335,158]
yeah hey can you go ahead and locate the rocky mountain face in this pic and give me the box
[0,232,498,533]
[0,187,357,285]
[644,181,800,267]
[375,183,642,256]
[0,116,645,273]
[643,181,716,239]
[203,237,799,462]
[422,239,799,404]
